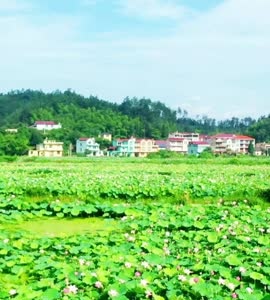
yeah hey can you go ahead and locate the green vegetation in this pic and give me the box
[0,157,270,203]
[3,217,117,237]
[0,199,269,299]
[0,90,269,155]
[0,158,270,299]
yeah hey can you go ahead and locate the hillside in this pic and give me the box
[0,90,177,140]
[0,89,269,155]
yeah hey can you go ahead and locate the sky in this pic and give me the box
[0,0,269,120]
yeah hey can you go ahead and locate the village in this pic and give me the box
[25,120,270,158]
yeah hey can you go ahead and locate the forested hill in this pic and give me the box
[0,90,269,147]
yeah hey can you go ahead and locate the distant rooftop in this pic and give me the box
[34,121,57,125]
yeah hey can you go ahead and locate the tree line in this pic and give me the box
[0,89,269,155]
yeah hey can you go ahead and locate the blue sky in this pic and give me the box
[0,0,269,120]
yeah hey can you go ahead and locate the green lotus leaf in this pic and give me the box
[192,282,221,298]
[41,288,60,300]
[153,294,165,300]
[194,221,205,229]
[30,242,39,249]
[56,212,64,218]
[163,267,177,277]
[207,232,219,243]
[0,248,8,255]
[249,272,265,281]
[258,236,269,246]
[71,209,80,216]
[37,278,55,288]
[225,254,242,266]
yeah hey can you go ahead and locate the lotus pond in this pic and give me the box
[0,158,269,299]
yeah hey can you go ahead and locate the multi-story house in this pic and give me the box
[28,139,63,157]
[32,121,62,131]
[169,132,200,142]
[255,142,270,156]
[109,137,159,157]
[199,134,211,143]
[76,138,101,156]
[111,137,136,157]
[134,139,159,157]
[167,132,200,153]
[167,137,189,153]
[155,140,168,151]
[188,141,211,155]
[210,134,255,154]
[99,132,112,142]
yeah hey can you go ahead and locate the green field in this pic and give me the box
[0,157,269,299]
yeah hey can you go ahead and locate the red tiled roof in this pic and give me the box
[190,141,210,145]
[235,135,254,140]
[212,133,254,140]
[199,134,210,139]
[79,137,90,141]
[35,121,56,125]
[155,140,167,144]
[212,133,235,139]
[168,137,184,141]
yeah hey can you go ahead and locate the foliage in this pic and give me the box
[0,159,269,298]
[248,141,255,156]
[0,90,267,156]
[0,199,269,299]
[0,159,269,203]
[147,150,181,159]
[248,115,270,142]
[199,147,214,158]
[95,138,111,150]
[0,132,29,156]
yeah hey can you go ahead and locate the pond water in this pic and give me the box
[3,217,118,237]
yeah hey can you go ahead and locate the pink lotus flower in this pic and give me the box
[140,279,148,287]
[135,271,141,277]
[9,289,17,296]
[63,285,78,294]
[145,290,152,298]
[108,289,118,297]
[95,281,103,289]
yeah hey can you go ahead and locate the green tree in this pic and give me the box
[95,138,111,150]
[29,129,44,146]
[0,134,28,155]
[248,141,255,155]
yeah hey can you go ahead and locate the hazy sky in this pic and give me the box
[0,0,269,120]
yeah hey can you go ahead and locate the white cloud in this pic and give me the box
[118,0,192,20]
[0,0,269,119]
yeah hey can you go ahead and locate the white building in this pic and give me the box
[76,138,101,156]
[33,121,62,131]
[168,132,200,142]
[210,134,255,154]
[5,128,18,133]
[99,132,112,142]
[255,143,270,156]
[167,132,200,153]
[28,139,63,157]
[167,137,189,153]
